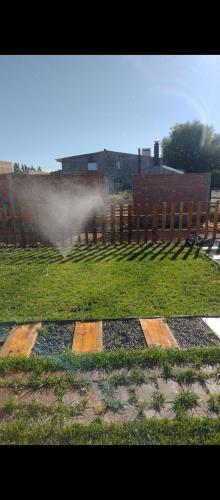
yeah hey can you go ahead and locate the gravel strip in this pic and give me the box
[103,319,147,351]
[0,325,15,347]
[31,322,74,355]
[167,317,220,349]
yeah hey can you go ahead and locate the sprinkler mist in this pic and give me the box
[16,183,106,257]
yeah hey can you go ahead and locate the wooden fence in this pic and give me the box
[0,201,220,247]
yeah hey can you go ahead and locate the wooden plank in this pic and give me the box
[28,210,34,246]
[18,207,26,247]
[102,212,106,244]
[119,204,123,244]
[144,205,148,243]
[152,203,158,243]
[178,202,183,241]
[72,321,103,354]
[136,204,140,244]
[186,201,193,240]
[213,201,219,240]
[0,323,42,357]
[204,203,211,240]
[110,205,115,244]
[195,201,202,238]
[9,205,17,247]
[92,214,97,243]
[170,203,175,242]
[140,318,179,349]
[161,202,167,242]
[128,204,132,244]
[0,205,8,245]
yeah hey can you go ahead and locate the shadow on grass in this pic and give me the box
[0,241,199,265]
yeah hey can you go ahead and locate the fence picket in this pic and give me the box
[162,202,167,242]
[178,202,183,241]
[19,207,26,247]
[128,205,132,244]
[152,203,158,243]
[144,205,148,243]
[170,203,175,242]
[186,201,193,240]
[213,201,219,240]
[120,205,123,244]
[0,205,8,245]
[102,212,106,244]
[93,214,97,243]
[111,205,115,244]
[9,206,16,247]
[195,202,201,238]
[136,204,140,244]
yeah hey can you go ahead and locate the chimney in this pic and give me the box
[154,141,160,166]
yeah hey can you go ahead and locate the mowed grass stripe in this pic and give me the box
[0,323,41,357]
[140,318,179,348]
[72,321,103,354]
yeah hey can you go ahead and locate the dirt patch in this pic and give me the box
[167,317,220,348]
[31,322,74,355]
[103,319,147,351]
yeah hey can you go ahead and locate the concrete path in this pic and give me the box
[200,239,220,263]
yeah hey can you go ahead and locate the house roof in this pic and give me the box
[161,165,184,174]
[56,149,140,162]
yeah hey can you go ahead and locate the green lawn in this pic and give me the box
[0,242,220,322]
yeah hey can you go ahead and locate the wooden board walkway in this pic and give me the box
[139,318,179,348]
[0,323,42,357]
[72,321,103,354]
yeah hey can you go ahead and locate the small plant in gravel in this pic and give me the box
[98,378,124,413]
[174,369,209,391]
[136,401,148,420]
[207,395,220,415]
[162,363,173,382]
[149,392,166,414]
[129,368,145,385]
[0,397,17,418]
[104,397,124,413]
[108,373,130,387]
[172,391,199,418]
[128,388,139,406]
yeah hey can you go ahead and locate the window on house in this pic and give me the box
[115,160,121,169]
[88,162,98,171]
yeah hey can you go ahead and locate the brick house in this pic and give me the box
[0,161,13,174]
[56,142,182,193]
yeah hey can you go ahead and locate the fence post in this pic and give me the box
[119,204,123,244]
[178,202,183,241]
[19,207,26,247]
[102,211,106,245]
[9,205,16,247]
[204,202,211,240]
[186,201,193,240]
[144,205,148,243]
[213,201,219,240]
[93,213,97,244]
[110,205,115,244]
[136,204,140,244]
[195,201,201,239]
[152,203,158,243]
[170,203,175,242]
[162,202,167,242]
[0,205,8,245]
[128,204,132,244]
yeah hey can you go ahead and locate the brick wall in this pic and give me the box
[133,173,211,208]
[0,173,105,211]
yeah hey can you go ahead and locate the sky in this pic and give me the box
[1,54,220,172]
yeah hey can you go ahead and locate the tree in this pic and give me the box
[162,121,220,173]
[37,166,42,171]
